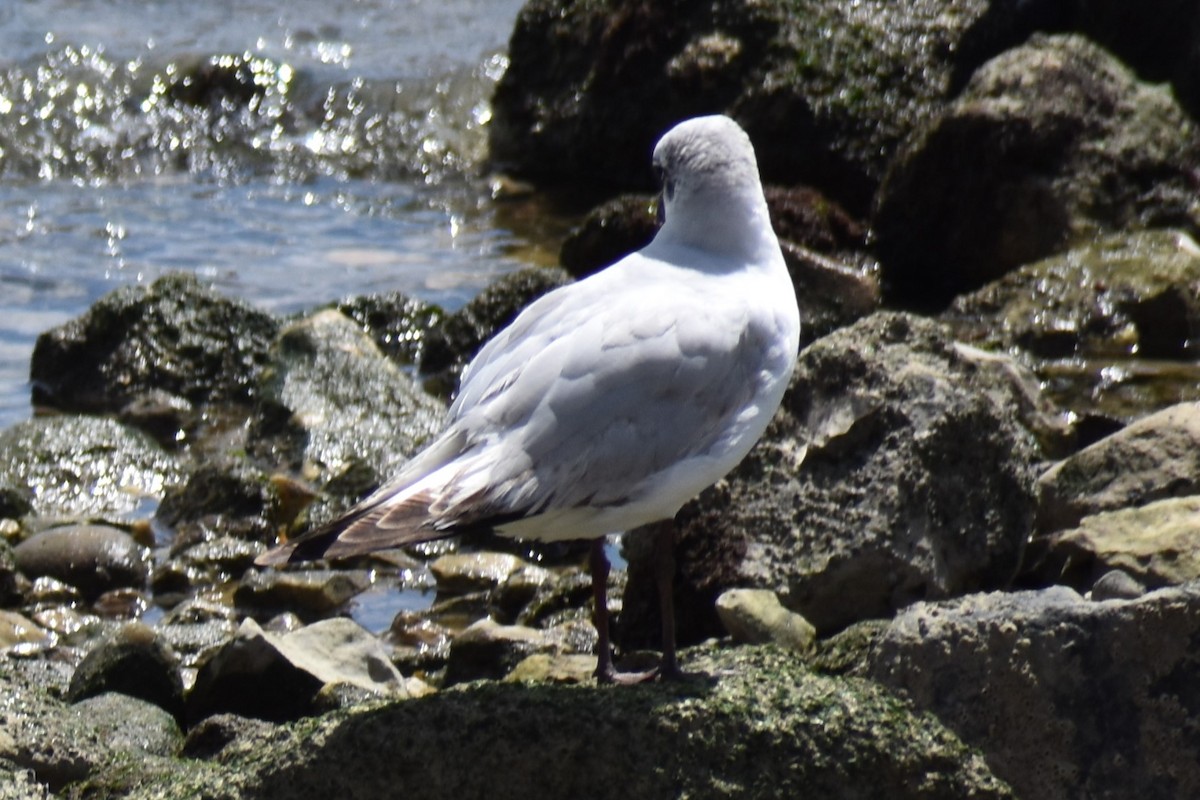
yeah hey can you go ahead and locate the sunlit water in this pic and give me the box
[0,0,556,429]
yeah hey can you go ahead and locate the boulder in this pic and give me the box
[623,312,1040,640]
[868,583,1200,800]
[13,525,150,600]
[67,622,185,722]
[875,34,1200,306]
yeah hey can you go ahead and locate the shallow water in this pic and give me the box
[0,0,557,429]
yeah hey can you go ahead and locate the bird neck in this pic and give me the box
[658,188,779,267]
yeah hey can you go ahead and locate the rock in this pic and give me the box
[623,312,1039,640]
[114,646,1013,799]
[187,617,410,724]
[13,525,150,600]
[489,0,1059,215]
[251,310,446,515]
[233,568,370,620]
[715,589,816,653]
[0,538,23,607]
[443,618,564,686]
[418,267,573,397]
[1041,496,1200,590]
[1035,402,1200,534]
[559,194,660,279]
[0,660,181,792]
[0,610,53,653]
[429,552,527,594]
[29,272,278,419]
[67,622,185,722]
[868,583,1200,800]
[876,34,1200,306]
[0,417,183,521]
[1089,569,1147,601]
[503,653,597,684]
[0,763,49,799]
[156,461,284,547]
[335,291,444,367]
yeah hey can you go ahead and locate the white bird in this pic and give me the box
[257,114,801,683]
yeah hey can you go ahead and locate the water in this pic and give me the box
[0,0,565,429]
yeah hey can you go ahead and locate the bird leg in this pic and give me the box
[654,520,683,680]
[590,537,656,684]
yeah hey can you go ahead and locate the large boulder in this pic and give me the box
[875,34,1200,307]
[622,312,1041,641]
[489,0,1056,213]
[29,273,278,424]
[110,646,1013,800]
[868,583,1200,800]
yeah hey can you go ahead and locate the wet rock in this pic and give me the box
[515,568,593,628]
[13,525,150,600]
[29,272,278,419]
[0,417,183,521]
[67,622,185,722]
[945,230,1200,360]
[156,600,240,672]
[876,34,1200,307]
[180,713,279,761]
[157,461,284,547]
[251,309,445,517]
[715,588,816,653]
[386,613,453,675]
[429,552,527,594]
[1035,402,1200,534]
[559,194,660,279]
[187,617,411,724]
[123,645,1012,799]
[489,563,557,624]
[624,312,1040,640]
[419,267,573,396]
[490,0,1062,215]
[0,610,53,653]
[0,538,22,607]
[233,568,370,620]
[443,618,564,686]
[0,483,33,522]
[336,291,444,367]
[868,583,1200,800]
[1040,497,1200,590]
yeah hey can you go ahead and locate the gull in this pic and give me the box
[257,114,801,683]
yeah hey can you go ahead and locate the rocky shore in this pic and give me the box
[4,1,1200,799]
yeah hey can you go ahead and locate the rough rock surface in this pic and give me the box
[0,416,182,520]
[875,34,1200,306]
[623,312,1039,639]
[490,0,1060,213]
[111,646,1013,800]
[868,584,1200,800]
[29,272,278,418]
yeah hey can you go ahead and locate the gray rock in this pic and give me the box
[0,417,183,521]
[335,290,444,367]
[0,611,53,654]
[0,660,181,793]
[876,34,1200,306]
[1036,402,1200,533]
[623,312,1039,639]
[1089,569,1146,601]
[868,583,1200,800]
[156,461,284,547]
[0,762,49,800]
[715,588,816,653]
[251,309,445,515]
[13,525,150,599]
[114,646,1013,800]
[29,272,278,420]
[187,617,410,724]
[67,622,185,722]
[1043,496,1200,589]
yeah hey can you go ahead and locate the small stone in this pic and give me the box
[715,589,816,653]
[1090,570,1146,601]
[14,525,150,600]
[505,653,598,684]
[443,618,559,686]
[233,568,370,618]
[0,610,54,653]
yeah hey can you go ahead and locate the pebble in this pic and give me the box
[715,588,817,653]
